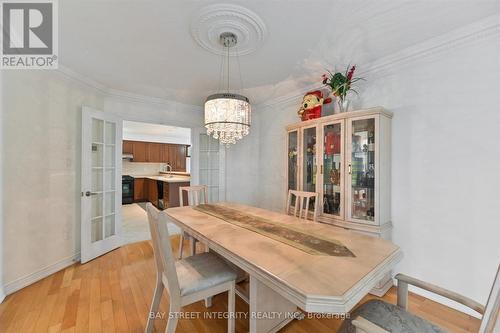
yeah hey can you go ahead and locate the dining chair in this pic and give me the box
[339,265,500,333]
[286,190,319,222]
[145,203,236,333]
[178,185,208,259]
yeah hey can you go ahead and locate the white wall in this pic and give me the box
[1,70,204,294]
[224,110,262,206]
[255,25,500,315]
[2,70,105,292]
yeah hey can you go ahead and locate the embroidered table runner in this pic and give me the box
[193,204,355,257]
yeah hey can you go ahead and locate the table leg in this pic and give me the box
[249,275,297,333]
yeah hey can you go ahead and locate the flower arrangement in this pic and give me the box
[321,65,363,112]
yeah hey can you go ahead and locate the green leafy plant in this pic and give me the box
[322,65,364,102]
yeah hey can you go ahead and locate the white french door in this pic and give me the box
[81,106,122,263]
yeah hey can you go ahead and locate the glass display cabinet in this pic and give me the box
[286,107,392,297]
[285,107,392,236]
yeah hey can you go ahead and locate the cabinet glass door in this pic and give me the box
[350,118,376,221]
[287,131,298,193]
[322,122,342,217]
[302,127,317,209]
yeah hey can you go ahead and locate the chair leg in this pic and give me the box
[178,233,184,259]
[228,282,235,333]
[165,301,180,333]
[145,273,164,333]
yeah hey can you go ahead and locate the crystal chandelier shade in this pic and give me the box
[204,32,251,145]
[205,93,251,145]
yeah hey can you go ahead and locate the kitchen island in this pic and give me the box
[130,174,190,209]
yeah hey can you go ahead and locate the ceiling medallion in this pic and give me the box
[190,4,267,56]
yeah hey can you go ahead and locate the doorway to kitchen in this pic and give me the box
[121,120,191,245]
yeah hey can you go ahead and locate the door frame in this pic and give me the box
[81,106,123,263]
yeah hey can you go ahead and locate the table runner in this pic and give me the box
[193,204,355,257]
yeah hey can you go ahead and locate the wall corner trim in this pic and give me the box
[3,252,81,296]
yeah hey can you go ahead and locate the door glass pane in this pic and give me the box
[92,143,103,167]
[105,169,115,191]
[105,145,115,167]
[92,119,104,143]
[105,121,116,144]
[105,215,115,237]
[302,127,317,210]
[92,218,103,242]
[199,134,220,203]
[91,194,103,218]
[351,118,375,221]
[323,123,342,216]
[105,192,115,215]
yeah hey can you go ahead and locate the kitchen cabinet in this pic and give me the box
[147,143,161,162]
[132,141,147,162]
[122,140,189,170]
[123,140,133,154]
[133,178,147,202]
[286,107,392,238]
[146,178,158,207]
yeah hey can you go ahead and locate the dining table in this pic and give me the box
[164,202,403,333]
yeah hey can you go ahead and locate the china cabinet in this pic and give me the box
[286,106,393,295]
[286,106,391,234]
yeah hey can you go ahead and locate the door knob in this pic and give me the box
[84,191,97,197]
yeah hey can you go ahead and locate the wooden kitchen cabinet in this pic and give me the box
[133,178,147,202]
[147,143,161,162]
[147,179,158,207]
[123,140,133,154]
[132,141,147,162]
[122,140,189,171]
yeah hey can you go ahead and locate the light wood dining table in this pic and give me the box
[165,202,403,333]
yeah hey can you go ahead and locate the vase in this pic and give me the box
[337,98,350,113]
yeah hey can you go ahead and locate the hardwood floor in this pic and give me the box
[0,237,480,333]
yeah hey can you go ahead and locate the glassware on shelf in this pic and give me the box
[351,118,376,221]
[303,127,317,210]
[323,123,342,217]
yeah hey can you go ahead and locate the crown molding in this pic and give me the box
[257,13,500,109]
[56,65,203,111]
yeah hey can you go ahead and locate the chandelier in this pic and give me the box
[204,32,251,145]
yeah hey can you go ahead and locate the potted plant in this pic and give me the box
[322,65,363,112]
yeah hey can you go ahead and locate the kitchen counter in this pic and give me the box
[146,175,191,183]
[128,174,191,183]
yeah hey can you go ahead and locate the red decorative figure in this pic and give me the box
[298,90,332,121]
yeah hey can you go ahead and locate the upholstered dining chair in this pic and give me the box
[145,203,237,333]
[178,185,208,259]
[339,266,500,333]
[286,190,319,222]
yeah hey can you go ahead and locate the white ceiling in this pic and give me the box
[60,0,500,105]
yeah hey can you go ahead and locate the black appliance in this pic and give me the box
[122,175,134,204]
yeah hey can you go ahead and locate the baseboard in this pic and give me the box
[3,253,80,296]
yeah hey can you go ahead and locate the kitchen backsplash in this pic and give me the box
[122,161,162,176]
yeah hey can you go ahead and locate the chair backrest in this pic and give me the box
[146,203,180,297]
[179,185,208,207]
[479,265,500,333]
[286,190,319,221]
